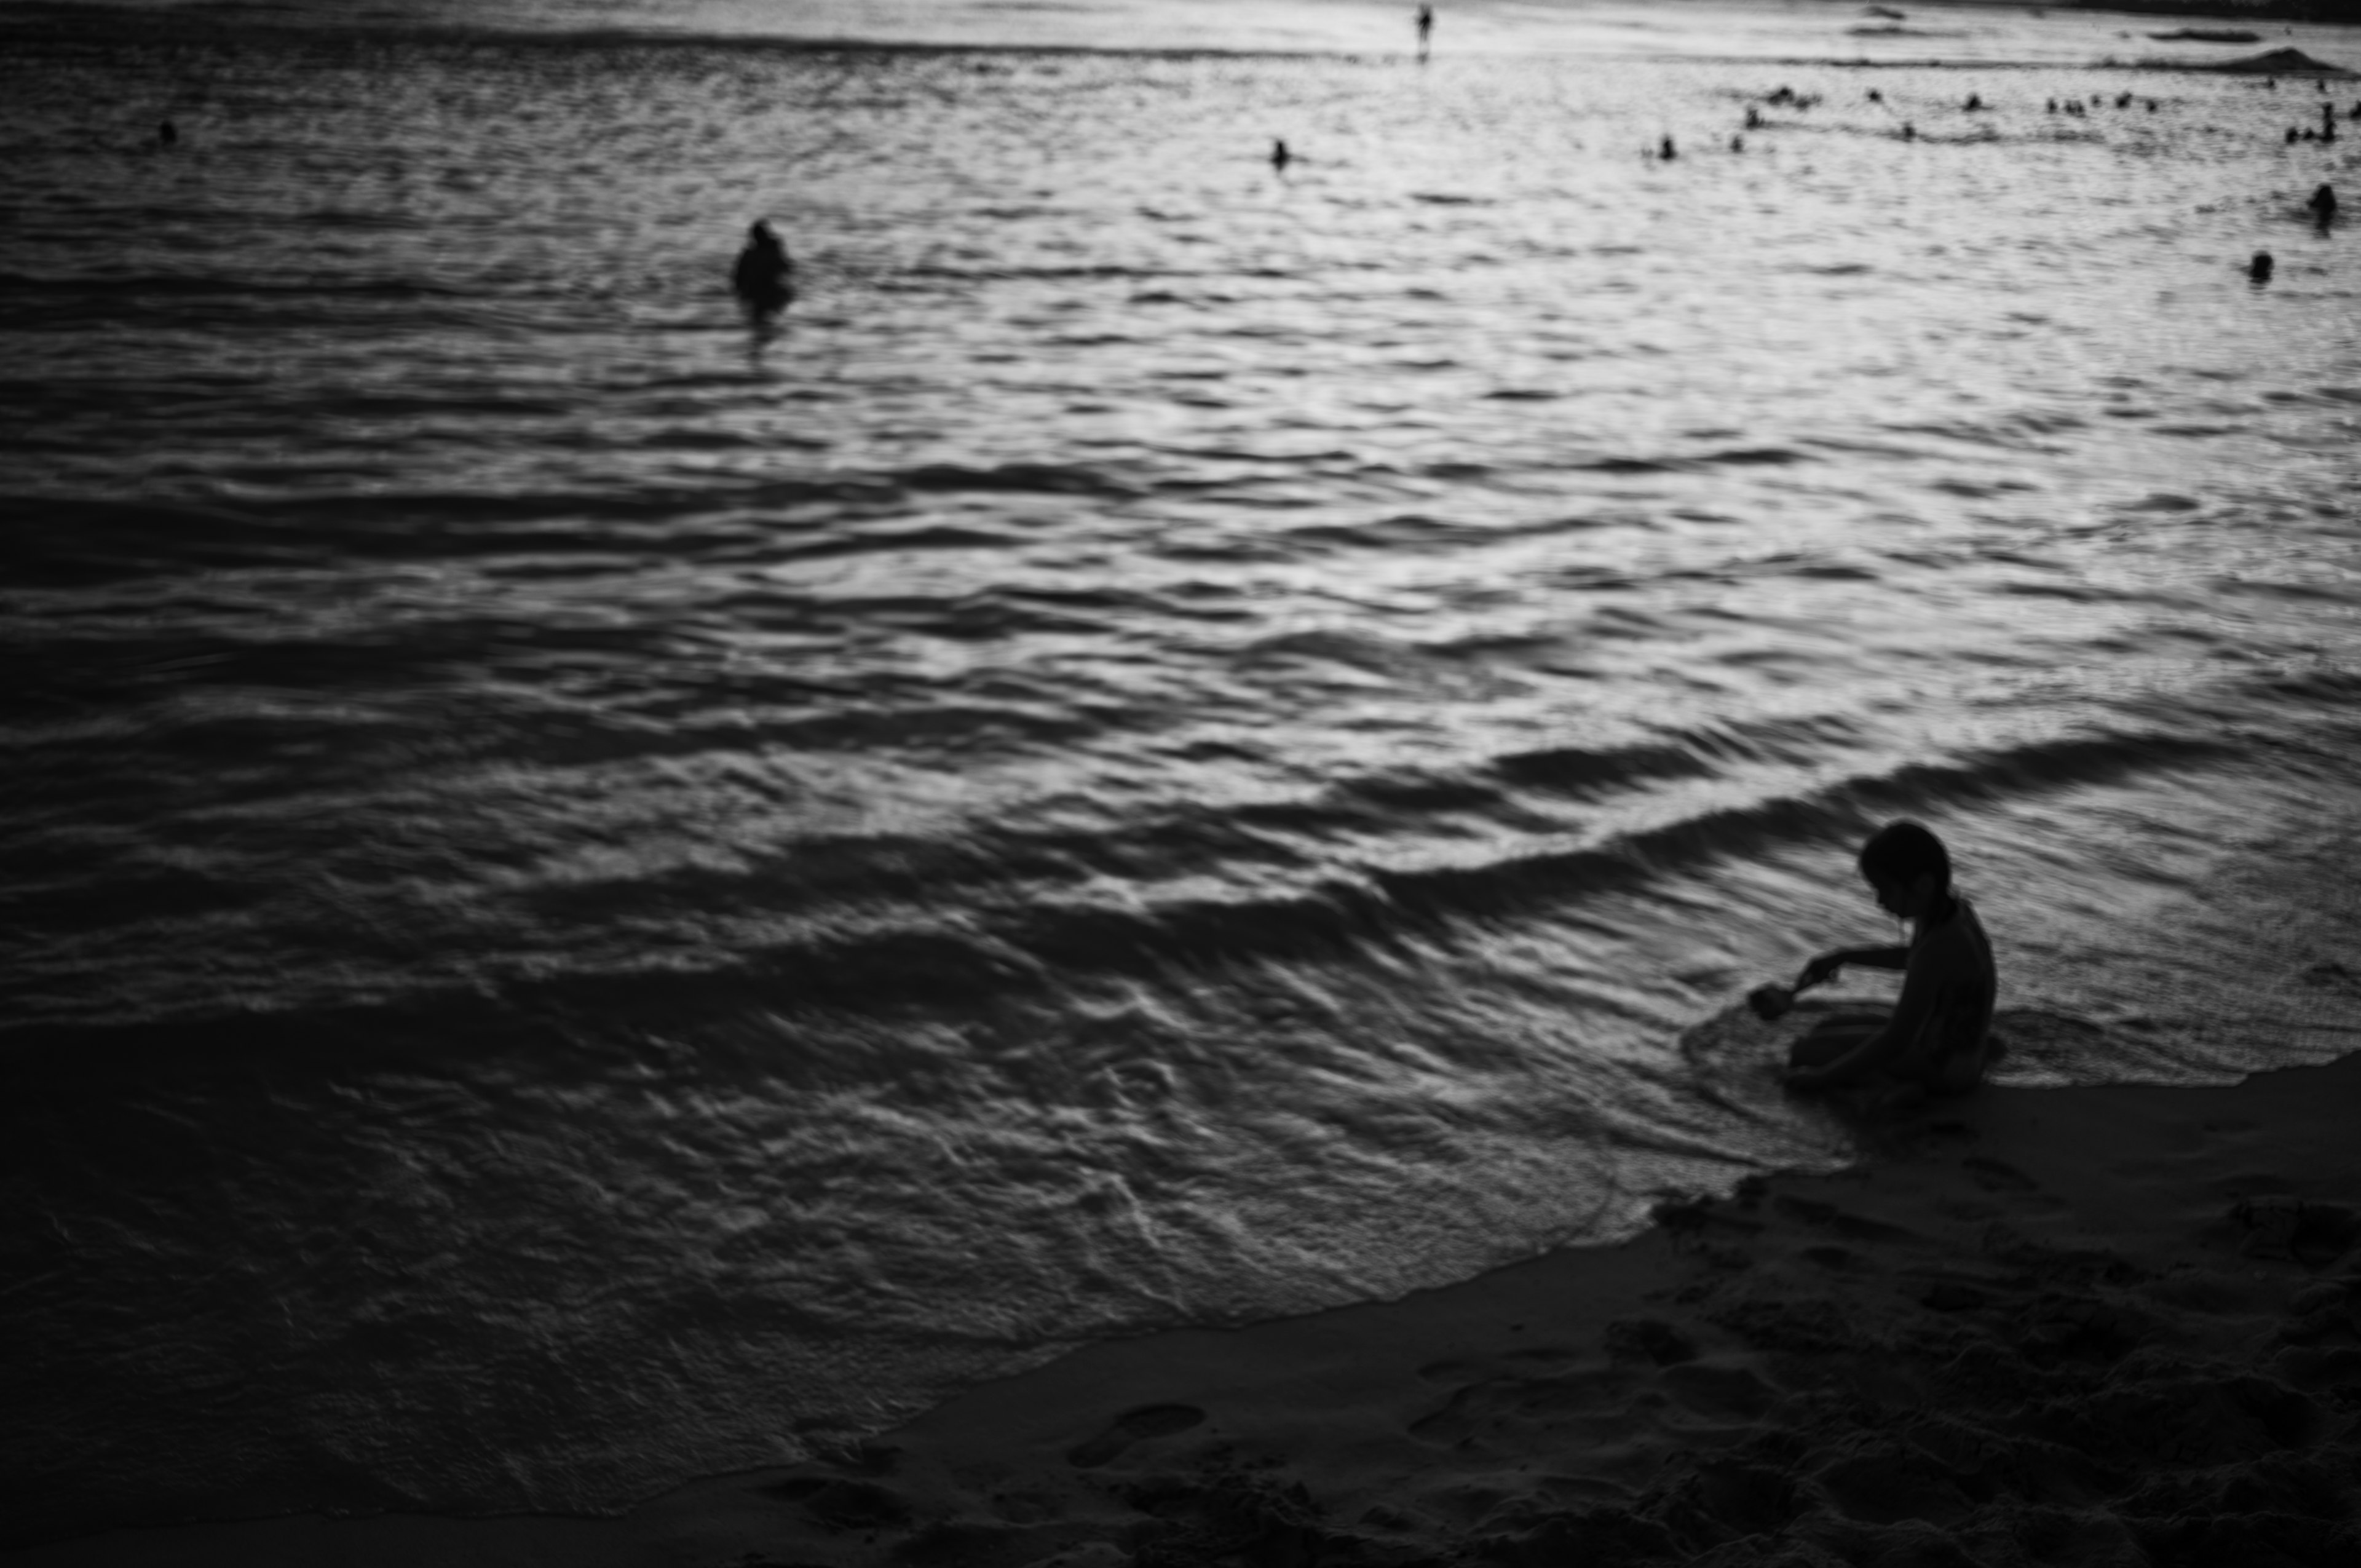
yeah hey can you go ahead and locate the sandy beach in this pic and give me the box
[17,1018,2359,1567]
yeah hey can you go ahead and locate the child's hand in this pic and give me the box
[1795,952,1843,991]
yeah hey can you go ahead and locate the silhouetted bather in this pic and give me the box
[731,220,794,318]
[1964,93,1983,111]
[1271,138,1291,172]
[2311,183,2338,224]
[1773,822,2000,1098]
[1660,135,1677,160]
[2248,251,2274,282]
[157,119,177,146]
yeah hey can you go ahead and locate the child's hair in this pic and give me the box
[1857,820,1950,888]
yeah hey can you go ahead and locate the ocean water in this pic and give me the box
[5,0,2360,1543]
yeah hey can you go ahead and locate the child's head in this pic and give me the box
[1856,820,1951,918]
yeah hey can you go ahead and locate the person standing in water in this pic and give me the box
[1770,822,1999,1096]
[731,220,795,320]
[1415,4,1433,59]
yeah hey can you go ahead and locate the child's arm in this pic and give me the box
[1795,944,1910,989]
[1787,948,1940,1089]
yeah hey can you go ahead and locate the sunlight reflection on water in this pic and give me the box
[4,0,2361,1537]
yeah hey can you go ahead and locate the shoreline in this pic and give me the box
[14,1048,2359,1567]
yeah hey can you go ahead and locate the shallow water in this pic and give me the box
[4,0,2361,1540]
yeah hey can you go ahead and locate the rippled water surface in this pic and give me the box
[5,0,2361,1542]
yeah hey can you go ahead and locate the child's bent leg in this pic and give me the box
[1785,1012,1886,1071]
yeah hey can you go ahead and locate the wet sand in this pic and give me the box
[17,1035,2359,1568]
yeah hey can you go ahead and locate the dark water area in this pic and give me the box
[5,0,2361,1543]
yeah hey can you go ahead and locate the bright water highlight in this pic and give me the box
[4,0,2360,1541]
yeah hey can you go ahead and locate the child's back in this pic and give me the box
[1902,892,1995,1094]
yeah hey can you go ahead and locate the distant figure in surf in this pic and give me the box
[2248,251,2274,283]
[1901,121,1916,141]
[157,119,177,147]
[2311,183,2338,227]
[1415,4,1432,58]
[1731,134,1744,152]
[1659,135,1677,160]
[1963,92,1983,112]
[2322,105,2338,143]
[1747,106,1763,130]
[1764,822,2000,1099]
[731,220,794,320]
[1271,138,1292,172]
[1868,89,1884,104]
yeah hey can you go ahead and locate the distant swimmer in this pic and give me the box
[2046,98,2057,113]
[1271,137,1292,172]
[1659,135,1677,160]
[157,119,177,147]
[1731,134,1744,152]
[1964,92,1983,111]
[2248,251,2274,283]
[2322,105,2338,143]
[1901,121,1916,140]
[1415,3,1432,57]
[1868,89,1884,104]
[2310,183,2338,224]
[1747,106,1763,129]
[730,220,794,319]
[2116,90,2132,108]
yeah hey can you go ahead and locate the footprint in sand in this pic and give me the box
[1773,1195,1916,1243]
[1064,1403,1205,1468]
[1962,1155,2044,1194]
